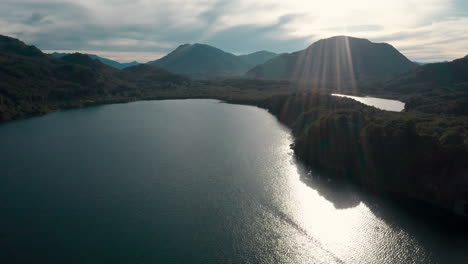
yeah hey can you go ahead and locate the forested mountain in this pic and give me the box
[0,35,188,122]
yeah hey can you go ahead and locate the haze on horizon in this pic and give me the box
[1,0,467,63]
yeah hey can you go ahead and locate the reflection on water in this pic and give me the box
[265,138,430,263]
[0,99,466,264]
[332,93,405,112]
[276,141,467,263]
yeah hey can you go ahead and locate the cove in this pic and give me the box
[0,99,466,264]
[332,93,405,112]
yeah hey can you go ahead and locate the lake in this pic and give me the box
[0,99,466,263]
[332,94,405,112]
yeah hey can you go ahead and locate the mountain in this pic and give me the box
[60,53,109,69]
[0,35,44,57]
[238,51,277,68]
[148,43,246,77]
[148,44,277,78]
[50,52,140,69]
[245,36,418,86]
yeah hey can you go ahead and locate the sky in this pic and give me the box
[1,0,467,63]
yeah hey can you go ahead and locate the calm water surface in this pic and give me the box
[332,94,405,111]
[0,99,466,263]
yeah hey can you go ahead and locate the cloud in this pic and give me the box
[375,17,468,62]
[0,0,466,62]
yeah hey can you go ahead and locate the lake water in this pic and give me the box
[332,94,405,112]
[0,99,466,263]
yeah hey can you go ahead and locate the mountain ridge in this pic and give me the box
[0,35,45,57]
[149,43,277,78]
[245,36,418,87]
[50,52,140,69]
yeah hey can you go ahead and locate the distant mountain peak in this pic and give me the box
[174,43,192,50]
[148,43,277,78]
[322,35,371,41]
[175,43,229,53]
[148,43,243,77]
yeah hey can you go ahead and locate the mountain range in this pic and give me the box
[47,36,420,86]
[50,52,140,69]
[245,36,418,85]
[148,43,277,78]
